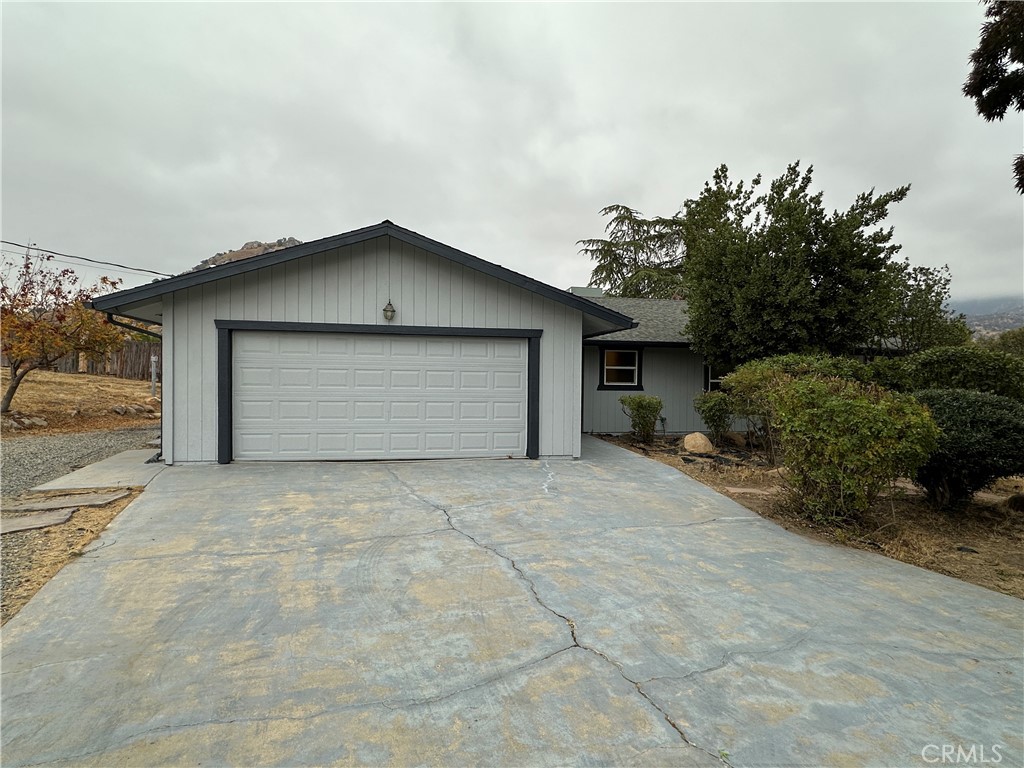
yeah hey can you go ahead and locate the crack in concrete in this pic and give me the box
[384,465,731,766]
[540,460,556,494]
[380,646,576,710]
[639,632,811,687]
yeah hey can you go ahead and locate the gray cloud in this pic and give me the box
[2,2,1020,302]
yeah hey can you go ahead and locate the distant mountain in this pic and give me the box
[966,306,1024,337]
[190,237,302,272]
[951,295,1023,317]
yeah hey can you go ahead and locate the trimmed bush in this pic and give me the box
[913,389,1024,509]
[693,391,732,445]
[769,377,939,522]
[867,356,917,392]
[619,394,663,444]
[722,354,872,463]
[909,346,1024,402]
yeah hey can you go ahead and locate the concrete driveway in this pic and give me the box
[2,437,1021,767]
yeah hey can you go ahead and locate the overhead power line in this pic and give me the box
[0,240,174,278]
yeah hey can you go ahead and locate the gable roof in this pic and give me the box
[88,220,636,333]
[583,297,690,344]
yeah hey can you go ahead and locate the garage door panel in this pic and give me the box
[459,401,489,420]
[388,433,422,451]
[233,331,528,460]
[460,371,490,389]
[354,338,387,356]
[493,401,523,420]
[425,370,456,389]
[353,401,386,421]
[279,368,313,387]
[278,401,312,420]
[316,433,350,452]
[316,401,349,420]
[316,336,350,356]
[425,401,455,420]
[494,432,524,451]
[389,401,421,420]
[424,433,455,451]
[390,370,422,388]
[353,433,386,453]
[316,369,349,388]
[238,367,274,387]
[493,371,524,390]
[279,336,315,355]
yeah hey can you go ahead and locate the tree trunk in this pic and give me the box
[1,367,33,414]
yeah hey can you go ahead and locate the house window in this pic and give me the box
[599,349,643,390]
[704,363,733,392]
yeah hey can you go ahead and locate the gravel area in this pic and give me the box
[1,427,160,499]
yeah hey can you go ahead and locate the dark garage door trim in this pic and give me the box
[215,320,543,464]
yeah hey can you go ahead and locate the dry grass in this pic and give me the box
[603,434,1024,599]
[1,489,140,625]
[1,370,160,437]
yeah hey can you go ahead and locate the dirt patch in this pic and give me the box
[1,488,140,625]
[1,370,160,437]
[599,434,1024,600]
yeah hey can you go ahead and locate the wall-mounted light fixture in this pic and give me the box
[382,301,396,322]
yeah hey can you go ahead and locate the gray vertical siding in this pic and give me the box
[166,236,583,462]
[582,346,708,434]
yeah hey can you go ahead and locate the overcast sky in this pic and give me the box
[2,2,1021,306]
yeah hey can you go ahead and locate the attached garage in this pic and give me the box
[88,220,634,464]
[228,329,534,461]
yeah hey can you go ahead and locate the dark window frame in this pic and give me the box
[598,347,644,391]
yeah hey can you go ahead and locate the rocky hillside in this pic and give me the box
[965,306,1024,338]
[190,237,302,271]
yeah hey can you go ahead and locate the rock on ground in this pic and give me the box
[683,432,715,453]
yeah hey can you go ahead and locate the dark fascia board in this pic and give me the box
[583,339,690,348]
[88,220,635,329]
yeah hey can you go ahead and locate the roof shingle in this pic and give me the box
[585,297,690,344]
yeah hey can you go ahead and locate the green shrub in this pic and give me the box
[913,389,1024,509]
[619,394,663,444]
[866,356,917,392]
[908,346,1024,402]
[693,391,733,445]
[769,377,939,522]
[721,354,871,463]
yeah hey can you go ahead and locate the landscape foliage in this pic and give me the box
[1,254,124,413]
[912,389,1024,509]
[767,377,939,521]
[618,394,663,444]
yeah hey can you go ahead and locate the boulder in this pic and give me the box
[683,432,715,454]
[111,405,127,415]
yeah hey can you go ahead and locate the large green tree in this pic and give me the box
[963,0,1024,194]
[582,162,938,367]
[870,260,971,353]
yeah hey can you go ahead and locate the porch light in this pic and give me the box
[382,301,396,321]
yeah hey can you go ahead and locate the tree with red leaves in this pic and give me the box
[1,253,125,413]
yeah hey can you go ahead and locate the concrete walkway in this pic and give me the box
[2,437,1020,767]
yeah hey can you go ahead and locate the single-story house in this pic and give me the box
[575,295,710,436]
[89,221,710,464]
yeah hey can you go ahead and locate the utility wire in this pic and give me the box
[0,240,173,278]
[0,249,151,277]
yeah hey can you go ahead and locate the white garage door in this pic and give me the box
[232,331,528,460]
